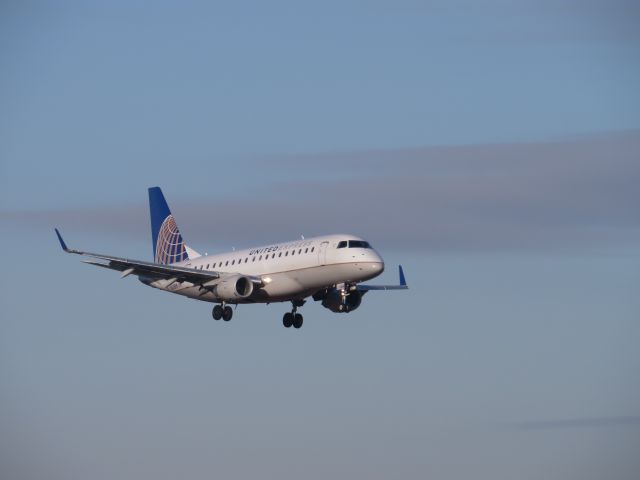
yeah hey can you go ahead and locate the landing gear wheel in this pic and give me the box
[293,313,303,329]
[283,312,293,328]
[212,305,223,320]
[222,305,233,321]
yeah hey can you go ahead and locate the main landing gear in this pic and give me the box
[212,303,233,321]
[283,300,305,329]
[212,301,306,328]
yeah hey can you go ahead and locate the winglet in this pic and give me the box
[399,265,407,286]
[55,228,69,252]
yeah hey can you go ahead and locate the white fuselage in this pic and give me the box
[146,234,384,303]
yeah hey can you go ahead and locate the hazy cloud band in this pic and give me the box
[3,131,639,252]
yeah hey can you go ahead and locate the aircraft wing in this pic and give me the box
[55,228,220,285]
[357,265,408,291]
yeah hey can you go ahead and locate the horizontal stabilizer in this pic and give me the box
[185,245,202,259]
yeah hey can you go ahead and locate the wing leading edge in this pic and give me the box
[55,228,220,285]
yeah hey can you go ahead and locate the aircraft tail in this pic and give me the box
[148,187,189,264]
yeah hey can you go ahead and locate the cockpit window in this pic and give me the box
[337,240,371,249]
[349,240,371,249]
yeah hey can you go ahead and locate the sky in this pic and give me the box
[1,1,639,479]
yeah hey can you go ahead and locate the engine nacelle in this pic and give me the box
[214,275,254,301]
[321,288,362,313]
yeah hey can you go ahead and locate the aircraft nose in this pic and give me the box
[371,252,385,274]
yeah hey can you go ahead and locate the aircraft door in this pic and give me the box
[318,241,329,265]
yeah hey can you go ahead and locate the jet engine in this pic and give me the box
[320,288,362,313]
[214,275,254,300]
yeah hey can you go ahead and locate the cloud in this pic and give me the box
[512,415,640,430]
[3,131,639,252]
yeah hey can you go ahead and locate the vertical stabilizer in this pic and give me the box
[148,187,189,264]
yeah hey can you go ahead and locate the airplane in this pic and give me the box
[55,187,408,329]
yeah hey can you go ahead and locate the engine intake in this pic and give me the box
[321,288,362,313]
[215,275,254,300]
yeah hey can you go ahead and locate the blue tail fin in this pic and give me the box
[148,187,189,264]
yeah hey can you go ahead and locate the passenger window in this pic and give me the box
[337,241,348,248]
[305,248,308,253]
[206,264,209,269]
[252,257,256,262]
[292,250,295,255]
[285,251,288,256]
[259,255,262,260]
[278,252,282,257]
[232,260,235,265]
[311,247,315,252]
[298,249,302,254]
[225,261,229,266]
[271,253,275,258]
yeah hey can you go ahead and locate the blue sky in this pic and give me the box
[1,1,639,479]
